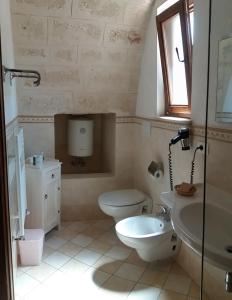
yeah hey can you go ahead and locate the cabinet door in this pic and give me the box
[44,179,59,233]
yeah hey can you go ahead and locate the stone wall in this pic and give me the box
[11,0,153,118]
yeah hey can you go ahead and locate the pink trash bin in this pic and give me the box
[18,229,44,266]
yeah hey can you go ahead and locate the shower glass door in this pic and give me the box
[202,0,232,299]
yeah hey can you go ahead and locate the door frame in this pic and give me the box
[0,35,15,300]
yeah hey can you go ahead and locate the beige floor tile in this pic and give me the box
[94,219,114,229]
[164,273,191,295]
[58,241,83,257]
[45,230,56,240]
[75,248,102,266]
[23,284,50,300]
[16,268,25,277]
[15,273,39,297]
[60,221,72,228]
[128,283,161,300]
[54,228,80,240]
[96,288,129,300]
[94,255,123,274]
[42,270,65,288]
[82,267,111,287]
[170,262,188,276]
[42,245,55,259]
[98,231,120,245]
[88,240,112,254]
[82,226,107,239]
[126,251,148,268]
[115,262,145,282]
[43,251,70,268]
[101,275,135,295]
[17,265,32,273]
[139,269,168,288]
[158,290,187,300]
[44,236,67,250]
[188,281,200,298]
[147,259,173,273]
[42,270,77,300]
[71,233,93,247]
[17,221,191,300]
[66,221,90,233]
[25,262,56,282]
[78,283,102,300]
[59,258,89,276]
[105,245,131,260]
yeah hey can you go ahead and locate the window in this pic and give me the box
[156,0,193,117]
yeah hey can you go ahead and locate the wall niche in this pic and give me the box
[54,113,116,175]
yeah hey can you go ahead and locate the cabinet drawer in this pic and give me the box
[44,168,60,183]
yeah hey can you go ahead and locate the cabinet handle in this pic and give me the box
[58,187,61,191]
[51,173,55,179]
[58,210,60,214]
[44,194,48,199]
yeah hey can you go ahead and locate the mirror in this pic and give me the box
[216,37,232,122]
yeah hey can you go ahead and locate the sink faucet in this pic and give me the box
[157,205,170,221]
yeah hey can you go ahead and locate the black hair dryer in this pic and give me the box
[170,128,190,151]
[168,128,190,191]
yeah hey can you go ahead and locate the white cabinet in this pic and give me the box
[25,161,61,234]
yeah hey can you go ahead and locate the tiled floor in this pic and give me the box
[15,219,205,300]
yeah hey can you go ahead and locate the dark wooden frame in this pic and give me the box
[0,36,15,299]
[156,0,193,117]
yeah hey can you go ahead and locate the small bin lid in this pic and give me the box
[98,189,145,207]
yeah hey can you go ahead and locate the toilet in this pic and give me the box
[98,189,152,222]
[115,214,181,262]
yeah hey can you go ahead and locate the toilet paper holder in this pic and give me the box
[148,161,163,179]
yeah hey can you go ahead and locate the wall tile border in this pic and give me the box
[18,115,232,143]
[18,116,54,123]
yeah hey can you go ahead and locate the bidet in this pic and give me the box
[115,214,180,262]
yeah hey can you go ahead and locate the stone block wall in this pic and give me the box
[11,0,154,117]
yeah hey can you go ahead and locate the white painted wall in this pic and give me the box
[136,0,164,118]
[136,0,210,126]
[191,0,210,126]
[0,0,17,125]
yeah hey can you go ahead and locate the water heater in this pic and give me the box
[68,119,94,157]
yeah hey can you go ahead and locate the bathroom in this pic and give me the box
[0,0,232,299]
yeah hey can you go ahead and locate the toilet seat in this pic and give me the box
[98,189,145,207]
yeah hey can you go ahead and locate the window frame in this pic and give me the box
[156,0,193,117]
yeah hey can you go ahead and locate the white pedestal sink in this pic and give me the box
[161,184,232,271]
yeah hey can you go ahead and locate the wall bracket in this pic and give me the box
[2,66,41,87]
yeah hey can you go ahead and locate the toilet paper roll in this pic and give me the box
[151,169,164,180]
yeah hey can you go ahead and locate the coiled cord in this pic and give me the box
[190,145,204,184]
[168,144,174,191]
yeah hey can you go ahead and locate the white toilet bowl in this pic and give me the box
[98,189,151,222]
[115,214,181,262]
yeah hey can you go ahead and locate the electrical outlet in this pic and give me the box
[195,139,209,155]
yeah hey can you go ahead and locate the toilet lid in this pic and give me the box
[98,189,145,207]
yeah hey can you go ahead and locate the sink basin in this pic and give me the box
[161,184,232,271]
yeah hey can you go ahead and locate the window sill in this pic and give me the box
[158,115,192,125]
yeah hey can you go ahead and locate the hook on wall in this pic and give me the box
[2,66,41,87]
[175,47,185,63]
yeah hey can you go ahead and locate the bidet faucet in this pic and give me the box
[157,205,170,221]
